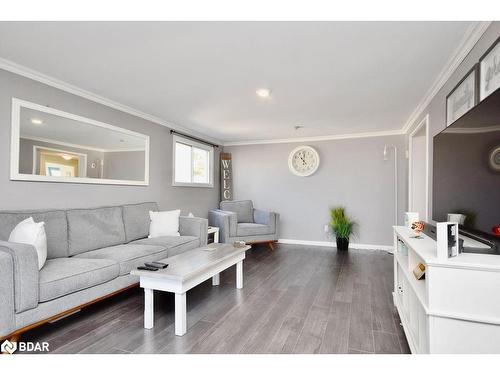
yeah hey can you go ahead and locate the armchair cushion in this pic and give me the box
[237,223,273,237]
[220,200,254,223]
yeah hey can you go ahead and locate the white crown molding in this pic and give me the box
[224,129,404,147]
[278,238,393,252]
[0,57,223,146]
[401,21,492,135]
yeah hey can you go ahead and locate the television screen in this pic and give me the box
[433,88,500,241]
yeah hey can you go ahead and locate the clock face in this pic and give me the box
[490,145,500,172]
[288,146,320,176]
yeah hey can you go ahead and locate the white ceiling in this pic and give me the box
[0,21,474,143]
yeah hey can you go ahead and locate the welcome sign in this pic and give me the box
[220,152,233,201]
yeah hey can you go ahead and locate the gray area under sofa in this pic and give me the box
[0,202,208,338]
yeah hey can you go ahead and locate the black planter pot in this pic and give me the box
[336,237,349,251]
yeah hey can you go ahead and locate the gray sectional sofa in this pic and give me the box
[0,202,208,340]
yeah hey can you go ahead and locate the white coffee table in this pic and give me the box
[130,243,250,336]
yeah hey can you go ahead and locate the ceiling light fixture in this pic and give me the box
[31,118,43,125]
[61,154,73,161]
[256,88,271,98]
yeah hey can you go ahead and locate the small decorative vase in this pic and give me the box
[493,225,500,237]
[336,237,349,251]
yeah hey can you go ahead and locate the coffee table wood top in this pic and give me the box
[130,243,250,282]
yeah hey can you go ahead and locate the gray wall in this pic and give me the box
[0,69,220,217]
[406,22,500,219]
[225,135,407,246]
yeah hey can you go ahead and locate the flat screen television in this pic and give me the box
[433,87,500,254]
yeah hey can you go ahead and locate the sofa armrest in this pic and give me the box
[0,251,15,337]
[208,209,237,243]
[179,216,208,246]
[0,240,39,313]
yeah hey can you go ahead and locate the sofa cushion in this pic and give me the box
[0,210,68,259]
[67,206,126,256]
[132,236,200,258]
[220,200,254,223]
[122,202,159,242]
[39,258,119,302]
[132,235,198,248]
[237,223,273,237]
[74,244,168,276]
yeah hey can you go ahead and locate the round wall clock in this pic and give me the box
[489,145,500,172]
[288,145,320,177]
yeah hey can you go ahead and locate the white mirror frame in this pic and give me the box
[10,98,150,186]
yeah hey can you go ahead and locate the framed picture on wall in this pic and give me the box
[479,36,500,101]
[446,64,479,126]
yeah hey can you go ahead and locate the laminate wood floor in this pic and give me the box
[22,244,410,354]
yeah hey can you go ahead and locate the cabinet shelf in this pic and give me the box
[395,252,427,311]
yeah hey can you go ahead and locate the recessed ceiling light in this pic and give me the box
[31,118,43,125]
[256,88,271,98]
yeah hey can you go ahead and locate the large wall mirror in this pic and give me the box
[10,98,150,185]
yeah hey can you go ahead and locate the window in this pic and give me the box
[172,135,214,187]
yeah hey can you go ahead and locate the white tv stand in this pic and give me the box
[393,226,500,353]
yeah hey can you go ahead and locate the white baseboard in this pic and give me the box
[278,238,393,252]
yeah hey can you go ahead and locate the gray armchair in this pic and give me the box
[209,200,279,249]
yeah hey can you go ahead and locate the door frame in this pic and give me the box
[408,114,429,221]
[33,145,88,177]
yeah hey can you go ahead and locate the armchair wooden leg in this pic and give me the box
[268,241,276,250]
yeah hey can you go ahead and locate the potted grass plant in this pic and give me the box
[330,207,356,251]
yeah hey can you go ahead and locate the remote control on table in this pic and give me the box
[145,262,168,269]
[137,266,159,271]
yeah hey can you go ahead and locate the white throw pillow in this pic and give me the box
[148,210,181,238]
[8,217,47,270]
